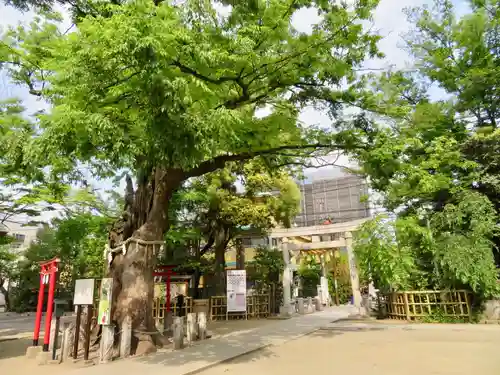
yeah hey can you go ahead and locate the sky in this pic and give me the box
[0,0,472,221]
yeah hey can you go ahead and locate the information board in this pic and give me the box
[226,270,246,312]
[98,278,113,325]
[73,279,95,305]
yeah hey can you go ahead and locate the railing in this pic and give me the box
[209,294,271,321]
[384,290,472,321]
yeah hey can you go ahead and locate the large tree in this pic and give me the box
[1,0,381,353]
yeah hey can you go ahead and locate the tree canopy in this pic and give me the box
[352,0,500,300]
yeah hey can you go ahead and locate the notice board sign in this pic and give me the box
[226,270,246,312]
[98,278,113,325]
[73,279,95,305]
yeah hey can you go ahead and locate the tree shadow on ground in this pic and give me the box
[130,312,349,371]
[0,337,31,360]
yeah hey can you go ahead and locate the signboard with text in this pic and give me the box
[226,270,246,312]
[73,279,95,305]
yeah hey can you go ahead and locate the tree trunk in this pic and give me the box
[0,278,9,311]
[107,168,183,355]
[214,226,231,295]
[235,238,245,270]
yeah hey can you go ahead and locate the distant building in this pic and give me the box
[294,174,370,227]
[0,220,40,253]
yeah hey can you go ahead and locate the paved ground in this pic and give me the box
[0,313,38,338]
[2,309,500,375]
[0,308,350,375]
[201,321,500,375]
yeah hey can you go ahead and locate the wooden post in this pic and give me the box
[403,292,410,321]
[186,313,197,343]
[173,317,184,350]
[72,305,82,359]
[83,305,93,361]
[120,315,132,358]
[466,292,473,322]
[198,312,207,340]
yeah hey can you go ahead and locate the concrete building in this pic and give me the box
[294,172,370,227]
[1,220,40,253]
[0,220,40,309]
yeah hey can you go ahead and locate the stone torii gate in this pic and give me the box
[271,218,367,316]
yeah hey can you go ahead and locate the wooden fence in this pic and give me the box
[152,296,194,320]
[209,294,270,321]
[384,290,472,321]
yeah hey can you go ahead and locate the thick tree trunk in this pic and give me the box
[107,168,183,355]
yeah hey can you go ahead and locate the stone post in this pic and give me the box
[60,322,72,363]
[280,237,294,317]
[120,315,132,358]
[164,311,173,336]
[173,317,184,350]
[297,297,305,315]
[99,325,114,363]
[198,312,207,340]
[314,297,323,311]
[48,318,59,352]
[306,297,314,313]
[186,313,197,343]
[345,231,362,310]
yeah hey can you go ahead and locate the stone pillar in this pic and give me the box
[198,312,207,340]
[164,311,173,336]
[99,325,114,363]
[59,322,71,363]
[280,237,294,317]
[48,318,59,352]
[345,231,362,309]
[186,313,197,343]
[120,316,132,358]
[173,317,184,350]
[314,297,323,311]
[306,297,314,313]
[297,297,305,315]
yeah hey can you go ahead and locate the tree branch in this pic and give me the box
[183,143,356,179]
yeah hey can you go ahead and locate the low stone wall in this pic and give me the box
[481,300,500,323]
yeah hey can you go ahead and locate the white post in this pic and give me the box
[173,317,184,350]
[297,297,305,315]
[186,313,197,343]
[100,325,114,363]
[60,322,71,363]
[280,237,293,317]
[197,312,207,340]
[120,316,132,358]
[345,231,362,309]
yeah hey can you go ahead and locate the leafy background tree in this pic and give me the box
[351,0,500,304]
